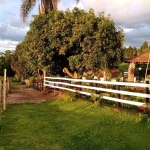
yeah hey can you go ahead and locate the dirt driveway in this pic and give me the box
[7,84,62,104]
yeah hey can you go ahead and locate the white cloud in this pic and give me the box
[124,28,133,33]
[58,0,84,10]
[0,23,28,41]
[125,27,150,47]
[79,0,150,47]
[80,0,150,26]
[0,0,150,51]
[0,39,18,51]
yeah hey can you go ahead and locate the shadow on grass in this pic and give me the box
[0,99,150,150]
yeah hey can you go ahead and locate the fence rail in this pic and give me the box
[44,77,150,108]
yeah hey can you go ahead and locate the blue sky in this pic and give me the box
[0,0,150,52]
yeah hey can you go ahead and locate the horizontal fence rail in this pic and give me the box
[44,80,150,98]
[44,77,150,108]
[44,77,150,88]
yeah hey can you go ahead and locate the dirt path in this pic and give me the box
[7,84,62,104]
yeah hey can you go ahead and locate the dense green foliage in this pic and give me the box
[139,41,149,55]
[0,50,15,77]
[11,43,30,79]
[13,8,124,78]
[123,46,138,59]
[123,41,150,60]
[1,98,150,149]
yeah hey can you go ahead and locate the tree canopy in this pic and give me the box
[0,50,15,77]
[123,46,138,59]
[15,8,124,78]
[139,41,149,55]
[11,43,30,79]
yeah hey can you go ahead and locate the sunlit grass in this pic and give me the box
[0,98,150,150]
[118,62,129,72]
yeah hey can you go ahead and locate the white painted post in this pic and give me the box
[43,70,46,91]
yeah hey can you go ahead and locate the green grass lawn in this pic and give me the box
[118,62,129,72]
[1,98,150,150]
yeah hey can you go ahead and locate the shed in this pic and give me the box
[125,52,150,82]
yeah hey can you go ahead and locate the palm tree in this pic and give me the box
[20,0,80,23]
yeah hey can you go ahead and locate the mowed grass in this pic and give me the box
[118,62,129,72]
[1,98,150,150]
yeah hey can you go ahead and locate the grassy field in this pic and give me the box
[1,97,150,150]
[118,62,129,72]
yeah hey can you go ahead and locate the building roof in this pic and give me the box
[125,52,150,63]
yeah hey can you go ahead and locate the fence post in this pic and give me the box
[116,79,121,107]
[59,79,62,94]
[3,69,7,110]
[0,80,1,124]
[40,80,42,91]
[54,79,55,94]
[93,82,97,94]
[78,81,81,91]
[43,70,46,91]
[145,80,149,103]
[69,80,71,90]
[0,80,2,110]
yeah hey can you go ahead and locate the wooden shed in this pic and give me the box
[125,52,150,82]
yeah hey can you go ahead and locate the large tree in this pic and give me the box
[123,46,137,59]
[15,8,124,77]
[138,41,149,55]
[0,50,15,77]
[11,43,30,79]
[20,0,80,23]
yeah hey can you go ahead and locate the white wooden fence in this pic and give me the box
[44,77,150,108]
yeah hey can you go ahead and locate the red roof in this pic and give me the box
[125,52,150,63]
